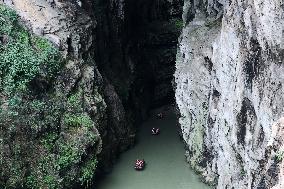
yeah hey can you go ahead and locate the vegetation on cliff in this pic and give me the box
[0,5,101,188]
[0,5,61,95]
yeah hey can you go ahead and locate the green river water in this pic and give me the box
[96,106,211,189]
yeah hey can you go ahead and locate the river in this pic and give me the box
[96,106,211,189]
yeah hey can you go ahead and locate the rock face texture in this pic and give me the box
[175,0,284,188]
[0,0,107,188]
[4,0,283,188]
[0,0,183,188]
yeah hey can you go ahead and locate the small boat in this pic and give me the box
[157,113,163,119]
[134,159,145,170]
[152,128,160,135]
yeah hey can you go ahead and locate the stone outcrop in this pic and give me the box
[175,0,284,188]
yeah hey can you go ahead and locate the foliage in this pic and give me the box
[41,132,58,151]
[0,96,63,134]
[64,91,95,129]
[26,154,60,189]
[0,5,17,35]
[57,142,83,169]
[0,4,62,95]
[79,157,98,186]
[42,175,58,189]
[0,5,99,189]
[66,91,82,110]
[275,150,284,162]
[63,113,94,129]
[26,175,38,189]
[175,19,183,30]
[169,18,183,30]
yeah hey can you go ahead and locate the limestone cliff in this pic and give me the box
[175,0,284,188]
[0,0,106,188]
[0,0,183,188]
[3,0,282,188]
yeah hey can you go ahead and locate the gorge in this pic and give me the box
[0,0,283,189]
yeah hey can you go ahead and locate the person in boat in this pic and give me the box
[157,112,163,119]
[151,127,160,135]
[134,159,145,170]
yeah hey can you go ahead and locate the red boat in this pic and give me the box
[134,159,145,170]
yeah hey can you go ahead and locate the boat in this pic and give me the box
[134,159,145,170]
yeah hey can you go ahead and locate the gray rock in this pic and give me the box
[175,0,284,188]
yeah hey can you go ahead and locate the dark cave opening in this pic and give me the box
[91,0,183,181]
[94,0,183,114]
[124,0,183,108]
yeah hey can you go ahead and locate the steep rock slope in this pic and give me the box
[0,0,106,188]
[175,0,284,188]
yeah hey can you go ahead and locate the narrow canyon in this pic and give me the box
[0,0,283,189]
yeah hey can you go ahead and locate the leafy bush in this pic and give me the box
[275,150,284,162]
[0,5,17,35]
[41,132,58,151]
[58,143,82,169]
[79,157,98,186]
[175,20,183,29]
[64,91,95,129]
[0,4,62,95]
[66,91,82,110]
[169,18,183,30]
[63,113,94,128]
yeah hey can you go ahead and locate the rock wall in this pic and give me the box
[0,0,106,188]
[175,0,284,188]
[0,0,183,188]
